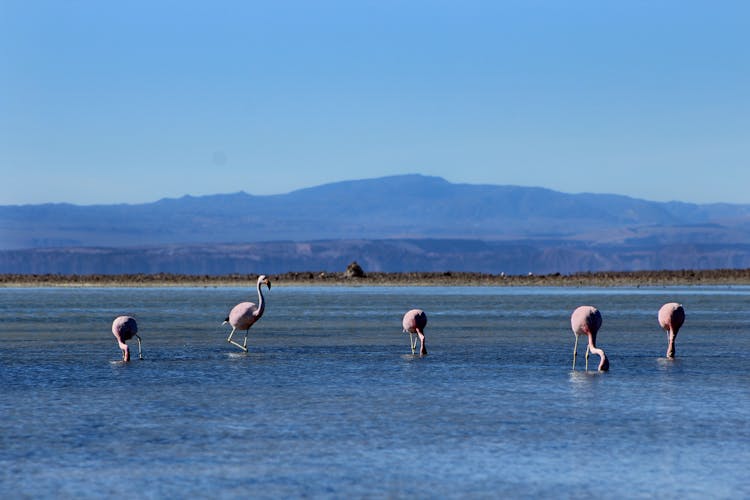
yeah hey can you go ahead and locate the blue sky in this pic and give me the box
[1,1,748,205]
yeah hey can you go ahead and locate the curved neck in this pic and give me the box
[666,330,677,358]
[417,328,427,356]
[254,281,266,318]
[588,334,609,371]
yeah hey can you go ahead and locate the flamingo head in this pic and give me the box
[598,352,609,371]
[258,275,272,290]
[590,332,609,371]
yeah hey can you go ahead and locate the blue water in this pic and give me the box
[1,286,749,498]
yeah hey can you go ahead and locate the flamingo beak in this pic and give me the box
[266,279,272,290]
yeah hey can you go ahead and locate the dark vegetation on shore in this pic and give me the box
[4,268,750,287]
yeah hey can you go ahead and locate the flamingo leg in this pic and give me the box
[228,339,248,352]
[409,332,417,354]
[572,334,579,369]
[226,327,248,352]
[135,334,143,360]
[242,329,249,349]
[585,345,590,371]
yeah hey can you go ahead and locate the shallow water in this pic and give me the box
[1,286,749,498]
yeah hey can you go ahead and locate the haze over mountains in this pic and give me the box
[3,174,750,274]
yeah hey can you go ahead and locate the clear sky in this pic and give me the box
[1,0,748,205]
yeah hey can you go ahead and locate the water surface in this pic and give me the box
[1,286,749,498]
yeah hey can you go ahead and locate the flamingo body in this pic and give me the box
[570,306,608,371]
[658,302,685,358]
[227,302,260,331]
[111,315,142,362]
[402,309,427,355]
[223,275,271,351]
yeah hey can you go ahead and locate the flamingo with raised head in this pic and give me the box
[402,309,427,356]
[658,302,685,358]
[570,306,609,371]
[223,275,271,352]
[112,316,142,362]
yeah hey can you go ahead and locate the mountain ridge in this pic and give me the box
[3,174,750,251]
[3,174,750,274]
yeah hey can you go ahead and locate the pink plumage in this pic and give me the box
[223,275,271,352]
[570,306,601,337]
[227,302,261,331]
[402,309,427,356]
[111,315,141,362]
[658,302,685,358]
[570,306,608,371]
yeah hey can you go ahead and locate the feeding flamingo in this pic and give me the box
[222,275,271,352]
[570,306,609,371]
[658,302,685,358]
[402,309,427,356]
[111,315,142,362]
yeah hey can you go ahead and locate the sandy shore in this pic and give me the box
[3,269,750,287]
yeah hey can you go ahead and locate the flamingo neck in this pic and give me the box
[666,330,677,358]
[588,334,609,371]
[120,342,130,362]
[255,281,266,318]
[417,328,427,356]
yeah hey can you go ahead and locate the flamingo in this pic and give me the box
[402,309,427,356]
[570,306,609,371]
[112,316,142,362]
[222,275,271,352]
[658,302,685,358]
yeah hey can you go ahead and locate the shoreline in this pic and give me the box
[4,269,750,288]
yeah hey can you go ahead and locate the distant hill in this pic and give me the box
[3,174,750,274]
[3,174,750,249]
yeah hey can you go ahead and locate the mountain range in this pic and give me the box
[3,174,750,274]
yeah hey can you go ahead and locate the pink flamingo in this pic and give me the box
[570,306,609,371]
[658,302,685,358]
[112,316,142,362]
[402,309,427,356]
[222,275,271,352]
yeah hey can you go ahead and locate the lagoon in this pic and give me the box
[1,286,749,498]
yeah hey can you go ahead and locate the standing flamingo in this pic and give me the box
[570,306,609,371]
[658,302,685,358]
[402,309,427,356]
[112,316,142,362]
[222,275,271,352]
